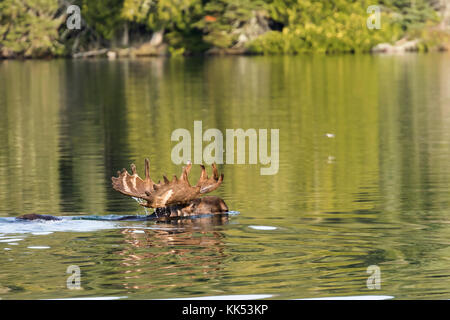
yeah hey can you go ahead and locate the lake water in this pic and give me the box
[0,54,449,299]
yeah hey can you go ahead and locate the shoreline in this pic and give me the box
[1,43,449,61]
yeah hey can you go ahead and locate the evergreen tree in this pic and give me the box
[0,0,64,58]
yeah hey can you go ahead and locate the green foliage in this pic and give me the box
[194,0,268,48]
[248,0,405,54]
[121,0,205,53]
[121,0,203,31]
[168,46,186,56]
[380,0,440,31]
[0,0,447,57]
[81,0,125,40]
[408,22,450,51]
[0,0,64,58]
[165,29,210,53]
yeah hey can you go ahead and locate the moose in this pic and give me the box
[17,159,228,221]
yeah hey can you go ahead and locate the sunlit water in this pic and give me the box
[0,54,449,299]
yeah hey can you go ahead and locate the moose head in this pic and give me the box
[111,159,228,218]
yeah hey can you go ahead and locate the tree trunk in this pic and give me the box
[121,22,129,47]
[440,0,450,29]
[150,29,164,47]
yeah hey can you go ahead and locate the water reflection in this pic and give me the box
[0,54,449,299]
[117,216,228,292]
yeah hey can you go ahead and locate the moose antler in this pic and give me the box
[111,159,224,208]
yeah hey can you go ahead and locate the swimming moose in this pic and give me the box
[18,159,228,221]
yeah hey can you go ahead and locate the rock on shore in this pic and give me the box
[372,39,421,53]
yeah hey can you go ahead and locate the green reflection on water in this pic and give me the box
[0,54,449,299]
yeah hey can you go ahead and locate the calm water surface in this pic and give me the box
[0,54,449,299]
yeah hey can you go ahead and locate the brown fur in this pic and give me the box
[154,196,228,218]
[16,213,61,221]
[17,160,229,221]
